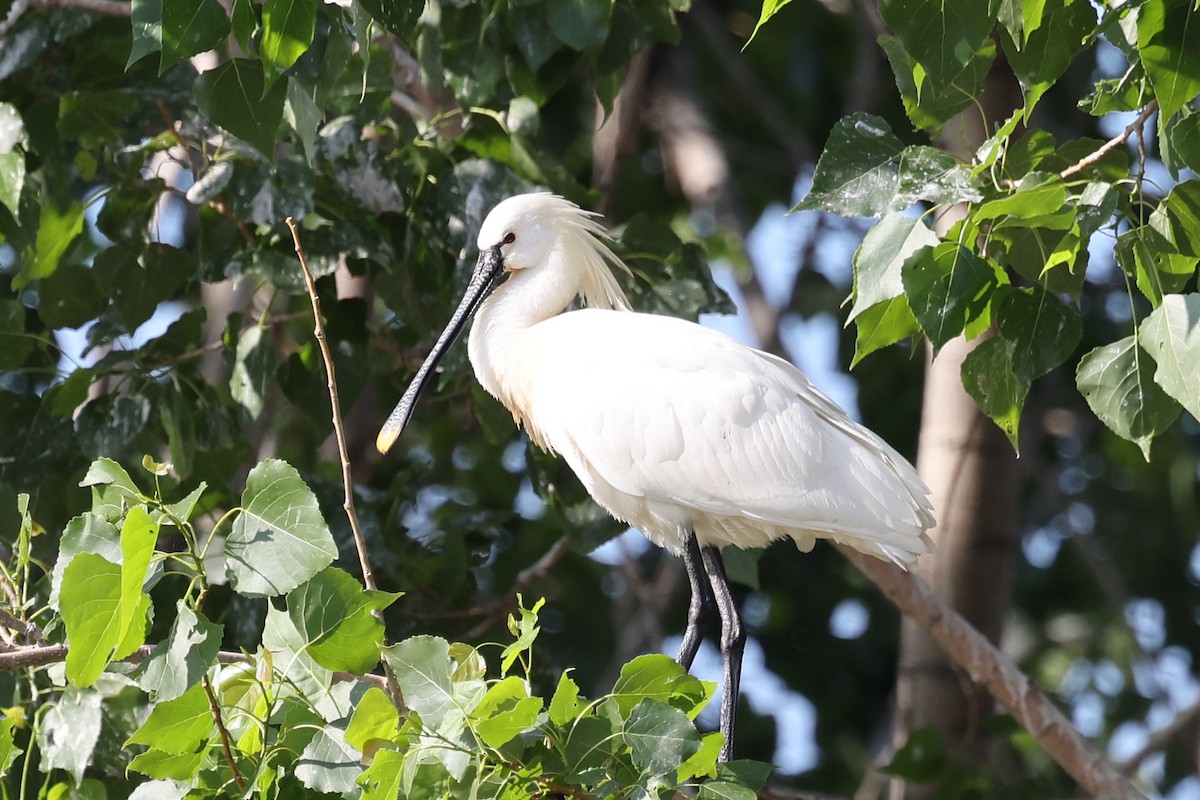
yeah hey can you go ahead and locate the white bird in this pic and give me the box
[378,192,935,761]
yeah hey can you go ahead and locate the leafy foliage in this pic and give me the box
[795,0,1200,455]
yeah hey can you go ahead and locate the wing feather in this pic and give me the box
[518,309,933,562]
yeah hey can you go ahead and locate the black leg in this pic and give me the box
[677,529,714,671]
[701,545,745,763]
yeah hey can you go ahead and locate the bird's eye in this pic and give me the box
[502,232,516,245]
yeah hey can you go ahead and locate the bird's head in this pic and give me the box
[376,192,631,454]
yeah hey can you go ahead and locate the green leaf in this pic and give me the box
[0,103,26,216]
[287,566,400,673]
[60,553,123,686]
[128,0,164,67]
[973,173,1070,226]
[1139,293,1200,421]
[549,671,585,726]
[610,654,711,718]
[878,0,994,87]
[262,0,317,79]
[500,595,544,674]
[51,512,121,608]
[58,91,138,149]
[127,747,206,781]
[225,458,337,597]
[358,747,404,800]
[193,59,287,159]
[623,698,701,777]
[546,0,612,51]
[1137,0,1200,123]
[745,0,794,47]
[295,724,361,794]
[795,114,978,217]
[126,680,213,754]
[285,78,322,163]
[852,296,922,366]
[262,604,333,700]
[902,243,1005,353]
[1117,225,1196,307]
[0,719,23,779]
[998,0,1049,45]
[93,244,190,333]
[39,687,102,785]
[382,635,454,729]
[37,262,106,329]
[1167,107,1200,175]
[14,201,85,290]
[116,506,158,655]
[160,0,230,73]
[345,687,399,752]
[677,731,723,781]
[1077,336,1181,459]
[999,0,1094,115]
[472,676,543,748]
[849,214,939,321]
[136,603,224,702]
[699,781,758,800]
[998,287,1082,383]
[879,36,995,131]
[1149,180,1200,257]
[961,336,1025,449]
[230,326,277,419]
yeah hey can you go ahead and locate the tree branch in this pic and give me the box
[1059,101,1158,181]
[202,673,247,791]
[286,218,403,707]
[838,546,1145,799]
[1116,696,1200,775]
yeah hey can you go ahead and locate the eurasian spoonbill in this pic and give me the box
[377,192,935,761]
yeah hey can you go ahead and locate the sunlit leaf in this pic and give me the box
[295,724,360,794]
[623,699,701,777]
[1139,292,1200,421]
[345,687,399,753]
[1077,336,1181,459]
[382,636,454,729]
[262,0,316,79]
[225,458,337,597]
[136,603,224,702]
[126,681,213,754]
[39,688,102,785]
[287,567,400,673]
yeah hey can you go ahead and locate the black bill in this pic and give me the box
[376,245,505,453]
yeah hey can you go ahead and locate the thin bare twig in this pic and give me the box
[462,535,573,640]
[839,546,1145,800]
[0,642,389,691]
[1060,100,1158,181]
[202,673,247,790]
[1117,696,1200,774]
[0,610,41,644]
[285,217,403,706]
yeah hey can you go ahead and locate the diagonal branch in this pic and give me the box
[838,545,1145,800]
[202,673,246,791]
[1060,101,1158,181]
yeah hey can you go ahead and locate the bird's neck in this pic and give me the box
[467,259,579,434]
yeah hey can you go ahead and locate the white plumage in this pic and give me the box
[378,192,936,760]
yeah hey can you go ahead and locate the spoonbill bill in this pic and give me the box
[377,192,935,761]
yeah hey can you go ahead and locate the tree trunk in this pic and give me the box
[889,60,1023,798]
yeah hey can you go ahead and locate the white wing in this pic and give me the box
[517,310,934,564]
